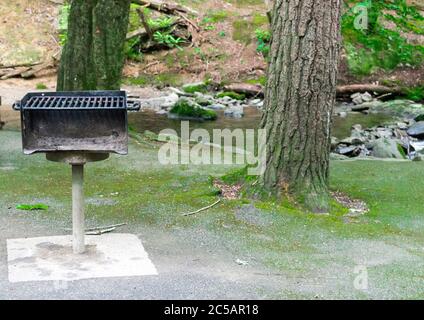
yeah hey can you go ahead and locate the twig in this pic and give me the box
[182,199,221,216]
[137,8,153,40]
[86,227,116,235]
[64,222,127,232]
[142,60,160,71]
[176,11,200,32]
[375,92,393,100]
[85,223,127,231]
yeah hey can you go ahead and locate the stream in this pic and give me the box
[128,106,394,140]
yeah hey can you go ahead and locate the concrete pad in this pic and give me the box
[7,233,158,283]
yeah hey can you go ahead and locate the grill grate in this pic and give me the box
[13,90,140,111]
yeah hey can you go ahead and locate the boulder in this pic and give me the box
[138,93,179,111]
[224,106,244,118]
[407,121,424,138]
[371,138,405,159]
[351,92,372,105]
[207,103,226,110]
[336,145,360,156]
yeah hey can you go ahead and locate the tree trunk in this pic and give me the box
[57,0,131,91]
[260,0,341,212]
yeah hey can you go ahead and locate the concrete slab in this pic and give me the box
[7,233,158,283]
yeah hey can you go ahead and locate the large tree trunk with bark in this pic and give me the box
[260,0,341,212]
[57,0,131,91]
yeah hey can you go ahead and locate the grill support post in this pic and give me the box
[72,164,85,254]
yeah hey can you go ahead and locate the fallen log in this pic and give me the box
[131,0,198,16]
[336,84,402,96]
[223,83,264,97]
[1,67,31,80]
[126,20,179,40]
[20,59,56,78]
[0,61,43,69]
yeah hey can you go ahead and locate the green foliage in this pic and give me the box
[170,99,217,120]
[58,2,70,46]
[218,31,226,37]
[148,16,175,29]
[216,91,246,100]
[183,82,208,93]
[404,85,424,101]
[255,28,271,57]
[35,83,47,90]
[203,25,215,31]
[124,37,143,61]
[342,0,424,75]
[245,76,267,86]
[16,204,48,211]
[153,31,184,50]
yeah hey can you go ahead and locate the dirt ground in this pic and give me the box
[1,0,422,88]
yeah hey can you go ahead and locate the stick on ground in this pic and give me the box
[182,199,221,216]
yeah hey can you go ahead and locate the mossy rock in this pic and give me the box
[182,82,208,94]
[216,91,246,100]
[169,99,217,121]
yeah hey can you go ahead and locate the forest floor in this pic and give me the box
[2,129,424,299]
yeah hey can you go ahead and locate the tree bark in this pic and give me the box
[57,0,131,91]
[260,0,341,212]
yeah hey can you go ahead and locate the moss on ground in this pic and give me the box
[3,128,424,298]
[232,13,268,44]
[123,72,183,87]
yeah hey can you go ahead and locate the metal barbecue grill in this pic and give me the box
[13,90,140,254]
[13,91,139,155]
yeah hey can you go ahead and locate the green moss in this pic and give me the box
[170,99,217,120]
[216,91,246,100]
[252,13,268,26]
[35,83,47,90]
[228,0,264,7]
[245,76,267,86]
[4,127,424,298]
[232,13,269,44]
[182,83,208,94]
[207,10,229,22]
[124,72,183,88]
[232,19,252,44]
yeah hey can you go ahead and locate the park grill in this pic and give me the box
[13,90,140,254]
[13,90,140,155]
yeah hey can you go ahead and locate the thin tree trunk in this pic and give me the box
[260,0,341,212]
[57,0,131,91]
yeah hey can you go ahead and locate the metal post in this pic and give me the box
[72,164,85,254]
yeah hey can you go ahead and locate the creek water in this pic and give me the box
[128,106,394,140]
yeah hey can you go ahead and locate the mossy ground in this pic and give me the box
[2,130,424,298]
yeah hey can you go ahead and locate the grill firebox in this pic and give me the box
[13,90,139,155]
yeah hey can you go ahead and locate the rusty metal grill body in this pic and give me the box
[13,90,139,155]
